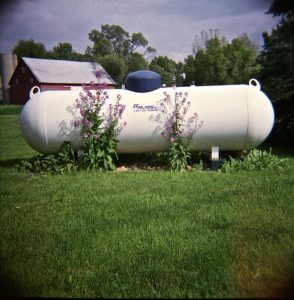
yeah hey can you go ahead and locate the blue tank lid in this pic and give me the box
[126,70,161,93]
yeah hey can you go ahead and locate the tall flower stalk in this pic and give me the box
[74,76,126,171]
[159,90,203,171]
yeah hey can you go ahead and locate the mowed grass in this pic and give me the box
[0,108,294,298]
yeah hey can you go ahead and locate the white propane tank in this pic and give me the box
[19,79,274,154]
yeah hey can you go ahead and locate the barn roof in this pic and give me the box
[21,57,116,85]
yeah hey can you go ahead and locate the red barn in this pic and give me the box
[9,57,116,104]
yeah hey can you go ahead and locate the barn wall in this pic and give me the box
[9,60,39,104]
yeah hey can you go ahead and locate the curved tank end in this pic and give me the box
[19,88,53,154]
[246,80,275,149]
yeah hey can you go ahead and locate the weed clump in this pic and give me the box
[220,148,288,173]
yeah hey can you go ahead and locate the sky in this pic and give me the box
[0,0,281,62]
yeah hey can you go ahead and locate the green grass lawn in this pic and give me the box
[1,108,294,298]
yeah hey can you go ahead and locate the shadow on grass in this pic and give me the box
[1,146,292,172]
[0,157,36,169]
[258,143,294,157]
[0,257,26,299]
[0,272,25,299]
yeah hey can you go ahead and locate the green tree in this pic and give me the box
[47,42,86,61]
[87,24,156,84]
[224,33,258,84]
[100,54,128,87]
[124,32,148,57]
[87,24,154,59]
[13,39,47,59]
[51,42,73,60]
[175,61,186,87]
[100,24,130,55]
[88,29,115,57]
[184,31,258,86]
[196,37,228,85]
[257,0,294,144]
[127,52,148,73]
[267,0,293,16]
[183,55,196,85]
[13,39,87,61]
[149,56,177,86]
[143,46,157,61]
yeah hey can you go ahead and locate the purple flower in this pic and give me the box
[82,133,88,139]
[73,119,81,127]
[166,126,172,133]
[170,137,176,142]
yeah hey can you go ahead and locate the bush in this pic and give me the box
[220,148,288,173]
[17,142,78,174]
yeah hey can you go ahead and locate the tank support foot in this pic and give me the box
[210,146,221,171]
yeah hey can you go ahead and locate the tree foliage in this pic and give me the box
[50,42,73,60]
[86,24,153,59]
[257,0,294,144]
[127,52,148,73]
[12,39,87,61]
[184,31,258,86]
[99,54,128,86]
[47,42,88,61]
[266,0,293,17]
[149,56,178,86]
[197,37,228,85]
[86,24,155,86]
[224,34,259,84]
[13,39,47,59]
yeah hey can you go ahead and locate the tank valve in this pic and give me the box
[30,86,40,98]
[249,79,261,90]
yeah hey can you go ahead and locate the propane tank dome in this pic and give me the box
[126,70,161,93]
